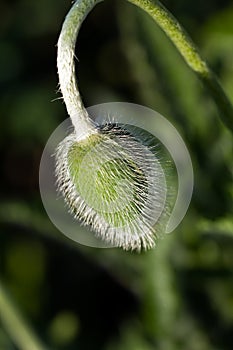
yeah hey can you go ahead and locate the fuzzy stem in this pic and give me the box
[57,0,103,139]
[128,0,233,132]
[0,282,47,350]
[58,0,233,133]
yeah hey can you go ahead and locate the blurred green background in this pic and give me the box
[0,0,233,349]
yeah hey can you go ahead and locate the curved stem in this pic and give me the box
[57,0,103,139]
[127,0,233,132]
[58,0,233,134]
[0,282,47,350]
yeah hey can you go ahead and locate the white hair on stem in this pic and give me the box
[57,0,103,140]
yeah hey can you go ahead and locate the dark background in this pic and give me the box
[0,0,233,349]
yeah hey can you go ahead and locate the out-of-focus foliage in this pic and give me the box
[0,0,233,349]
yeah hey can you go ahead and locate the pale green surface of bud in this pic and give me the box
[55,125,170,251]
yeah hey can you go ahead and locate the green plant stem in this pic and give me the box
[58,0,233,133]
[127,0,233,132]
[0,282,47,350]
[57,0,103,139]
